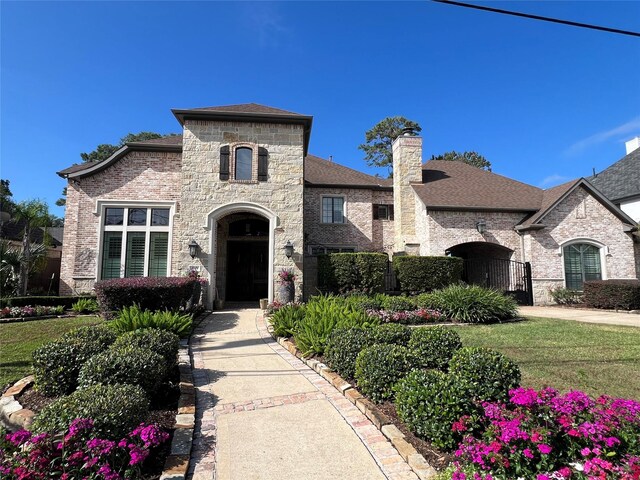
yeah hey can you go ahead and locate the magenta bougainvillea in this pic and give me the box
[451,387,640,479]
[0,418,168,479]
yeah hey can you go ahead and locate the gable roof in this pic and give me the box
[413,160,543,211]
[187,103,304,116]
[304,155,392,189]
[589,147,640,202]
[516,178,637,230]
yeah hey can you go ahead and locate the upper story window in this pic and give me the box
[235,147,253,180]
[373,204,394,221]
[322,196,345,224]
[563,243,602,291]
[100,206,171,280]
[220,144,269,182]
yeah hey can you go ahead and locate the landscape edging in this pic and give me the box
[269,331,437,480]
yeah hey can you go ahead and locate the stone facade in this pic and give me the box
[60,150,182,295]
[392,136,422,254]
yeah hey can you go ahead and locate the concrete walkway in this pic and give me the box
[188,308,419,480]
[519,305,640,327]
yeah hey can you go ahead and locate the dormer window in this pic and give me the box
[235,147,253,180]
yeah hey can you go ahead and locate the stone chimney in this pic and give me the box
[392,131,423,254]
[625,136,640,155]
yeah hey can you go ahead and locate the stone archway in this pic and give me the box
[204,202,278,308]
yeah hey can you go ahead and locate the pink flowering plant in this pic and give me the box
[366,307,444,325]
[0,305,64,319]
[0,418,168,479]
[451,387,640,479]
[277,269,296,284]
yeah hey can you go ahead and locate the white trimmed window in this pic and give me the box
[100,206,172,279]
[321,196,345,224]
[563,242,603,290]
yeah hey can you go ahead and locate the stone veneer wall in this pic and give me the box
[59,151,182,295]
[392,136,423,253]
[526,186,638,304]
[175,120,305,304]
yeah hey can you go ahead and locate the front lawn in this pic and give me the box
[450,316,640,400]
[0,316,102,388]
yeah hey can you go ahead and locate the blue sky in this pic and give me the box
[2,1,639,218]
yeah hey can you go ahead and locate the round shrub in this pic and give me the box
[394,369,473,451]
[432,284,518,323]
[32,325,116,396]
[112,328,180,370]
[412,292,441,310]
[32,383,149,439]
[325,327,373,379]
[370,323,412,346]
[355,344,418,403]
[408,326,462,371]
[78,346,166,395]
[449,347,521,403]
[381,295,415,312]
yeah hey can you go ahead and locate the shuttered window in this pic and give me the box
[235,147,253,180]
[258,147,268,181]
[100,206,171,279]
[219,144,268,182]
[564,243,602,290]
[220,146,230,180]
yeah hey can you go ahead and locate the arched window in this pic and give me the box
[563,243,602,290]
[235,147,252,180]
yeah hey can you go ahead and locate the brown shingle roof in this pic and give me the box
[187,103,305,116]
[413,160,543,211]
[126,134,183,146]
[519,179,579,227]
[304,155,392,189]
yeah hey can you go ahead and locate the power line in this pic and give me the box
[432,0,640,38]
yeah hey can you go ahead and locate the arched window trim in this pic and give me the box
[560,238,608,290]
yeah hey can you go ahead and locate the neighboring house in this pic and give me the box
[56,103,640,306]
[590,137,640,223]
[0,220,63,294]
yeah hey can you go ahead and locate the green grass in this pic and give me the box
[449,317,640,400]
[0,316,103,388]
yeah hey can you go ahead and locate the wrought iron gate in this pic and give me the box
[462,258,533,305]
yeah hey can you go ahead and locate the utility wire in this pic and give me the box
[432,0,640,38]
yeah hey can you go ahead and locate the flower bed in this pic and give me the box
[366,307,445,324]
[0,305,64,319]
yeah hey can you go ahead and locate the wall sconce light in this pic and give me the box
[476,219,487,234]
[188,239,199,259]
[284,240,294,259]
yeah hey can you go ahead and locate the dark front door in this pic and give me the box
[226,241,268,301]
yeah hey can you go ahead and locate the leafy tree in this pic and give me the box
[12,199,51,295]
[359,117,422,169]
[430,150,492,171]
[1,179,15,216]
[80,131,164,163]
[0,239,47,297]
[56,187,67,207]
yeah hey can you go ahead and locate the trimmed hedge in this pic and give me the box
[408,326,462,371]
[395,369,473,451]
[370,323,412,346]
[112,328,180,371]
[32,325,117,396]
[449,347,521,403]
[325,327,373,379]
[393,256,463,294]
[32,383,149,439]
[318,253,388,294]
[0,295,95,309]
[355,344,418,403]
[583,280,640,310]
[94,277,197,315]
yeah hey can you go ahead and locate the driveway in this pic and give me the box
[519,305,640,328]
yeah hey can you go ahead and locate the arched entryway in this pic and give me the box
[446,241,532,305]
[204,202,278,308]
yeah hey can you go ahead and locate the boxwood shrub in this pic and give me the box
[32,383,149,439]
[395,369,473,451]
[408,326,462,371]
[32,325,117,396]
[432,284,518,323]
[94,276,197,315]
[449,346,521,403]
[380,295,415,312]
[355,344,418,403]
[325,327,373,379]
[393,256,463,294]
[318,253,388,294]
[370,323,412,346]
[78,345,167,395]
[583,280,640,310]
[112,328,180,371]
